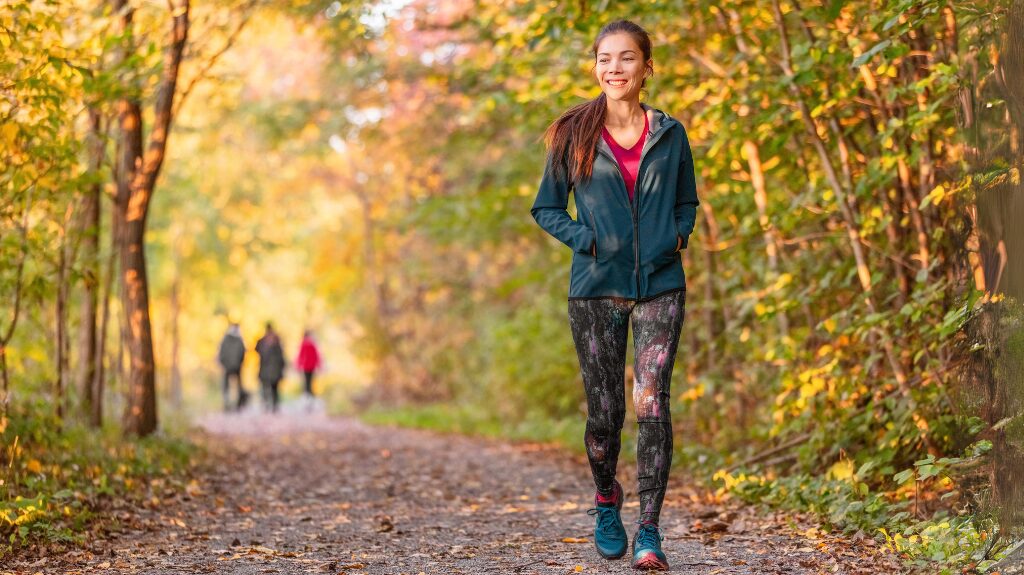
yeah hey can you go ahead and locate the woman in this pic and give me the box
[531,20,698,571]
[255,322,285,413]
[296,329,322,406]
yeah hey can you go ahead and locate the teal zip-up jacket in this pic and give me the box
[531,106,699,300]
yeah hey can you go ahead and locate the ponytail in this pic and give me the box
[543,93,607,184]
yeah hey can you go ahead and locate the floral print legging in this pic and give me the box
[568,290,685,525]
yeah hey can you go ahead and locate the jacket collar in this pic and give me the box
[597,104,678,159]
[641,103,678,138]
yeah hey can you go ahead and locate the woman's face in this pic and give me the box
[594,32,650,102]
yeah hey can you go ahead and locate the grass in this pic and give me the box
[0,397,196,557]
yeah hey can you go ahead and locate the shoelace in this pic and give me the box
[634,522,663,549]
[587,507,620,535]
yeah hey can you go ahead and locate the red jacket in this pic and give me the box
[296,337,321,373]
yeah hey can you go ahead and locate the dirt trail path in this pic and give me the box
[23,412,900,574]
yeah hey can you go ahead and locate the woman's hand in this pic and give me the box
[676,235,683,252]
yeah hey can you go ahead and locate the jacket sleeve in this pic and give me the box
[530,154,595,254]
[674,125,700,250]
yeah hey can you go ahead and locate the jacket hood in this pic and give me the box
[641,104,679,138]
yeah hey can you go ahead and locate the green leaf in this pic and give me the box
[894,469,915,484]
[852,40,891,68]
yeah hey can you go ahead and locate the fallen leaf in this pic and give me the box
[727,518,748,534]
[705,520,730,533]
[561,537,588,543]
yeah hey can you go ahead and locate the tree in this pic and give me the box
[111,0,190,436]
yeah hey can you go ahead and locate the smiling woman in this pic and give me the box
[530,19,699,571]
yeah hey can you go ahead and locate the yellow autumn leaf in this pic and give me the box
[0,123,17,146]
[680,383,705,402]
[823,318,837,333]
[25,459,42,473]
[828,459,855,481]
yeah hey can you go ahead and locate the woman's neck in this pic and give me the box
[604,98,645,128]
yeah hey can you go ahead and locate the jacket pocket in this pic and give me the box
[646,215,680,269]
[588,208,602,261]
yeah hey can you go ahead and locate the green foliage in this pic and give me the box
[294,1,1018,572]
[0,393,194,556]
[4,0,1014,569]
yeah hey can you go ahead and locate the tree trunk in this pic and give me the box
[743,139,789,335]
[114,0,190,436]
[119,183,158,435]
[93,218,118,428]
[0,185,33,418]
[56,217,69,423]
[79,109,103,427]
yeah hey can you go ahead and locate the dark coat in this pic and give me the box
[255,333,285,382]
[218,333,245,372]
[531,106,699,300]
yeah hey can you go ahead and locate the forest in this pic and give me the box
[1,0,1022,572]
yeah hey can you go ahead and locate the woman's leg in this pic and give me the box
[568,298,631,496]
[303,371,314,396]
[631,290,685,525]
[222,370,232,412]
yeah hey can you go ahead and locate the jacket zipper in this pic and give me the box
[596,116,676,299]
[634,121,673,298]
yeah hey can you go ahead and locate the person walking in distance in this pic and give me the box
[255,322,286,414]
[296,329,322,408]
[531,20,699,570]
[217,322,247,412]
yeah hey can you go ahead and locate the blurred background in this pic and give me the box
[1,0,1022,568]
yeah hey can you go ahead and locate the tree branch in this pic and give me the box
[172,0,257,118]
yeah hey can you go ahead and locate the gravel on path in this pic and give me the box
[9,411,902,574]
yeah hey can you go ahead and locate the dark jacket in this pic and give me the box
[531,106,699,300]
[218,332,245,372]
[255,333,285,382]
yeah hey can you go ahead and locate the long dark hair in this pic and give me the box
[543,20,653,183]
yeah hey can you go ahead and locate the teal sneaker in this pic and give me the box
[586,480,627,559]
[631,522,669,570]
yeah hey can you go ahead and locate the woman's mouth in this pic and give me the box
[606,78,628,87]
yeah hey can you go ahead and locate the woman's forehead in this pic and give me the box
[596,33,642,56]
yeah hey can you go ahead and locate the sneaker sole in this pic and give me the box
[632,552,669,570]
